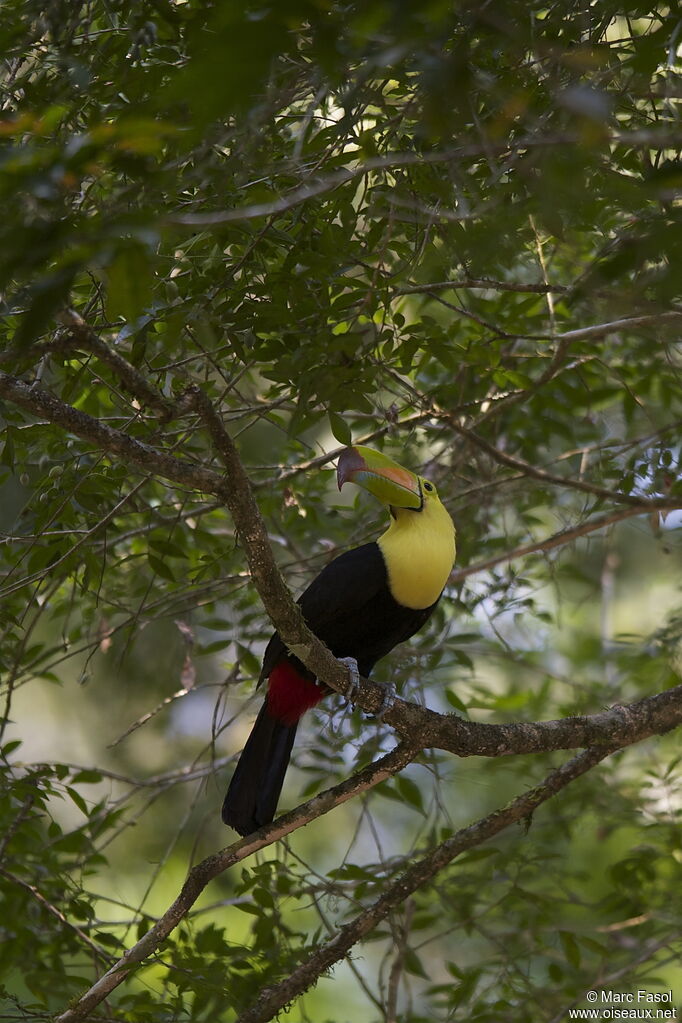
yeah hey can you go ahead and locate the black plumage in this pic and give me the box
[221,542,440,835]
[261,542,437,682]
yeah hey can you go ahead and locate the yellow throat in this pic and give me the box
[377,489,456,610]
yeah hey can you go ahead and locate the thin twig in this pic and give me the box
[0,866,112,964]
[386,899,415,1023]
[395,278,569,295]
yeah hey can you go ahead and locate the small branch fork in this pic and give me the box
[1,332,681,1023]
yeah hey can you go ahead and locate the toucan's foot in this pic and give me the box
[375,681,397,720]
[338,657,360,703]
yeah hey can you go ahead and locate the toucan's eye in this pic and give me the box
[423,481,434,492]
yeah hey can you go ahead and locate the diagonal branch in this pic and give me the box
[55,309,176,418]
[169,128,682,227]
[54,743,419,1023]
[2,370,682,758]
[551,311,682,342]
[234,745,614,1023]
[0,371,226,495]
[0,866,111,964]
[382,369,682,509]
[7,365,681,1023]
[449,504,667,582]
[1,310,175,419]
[436,391,682,509]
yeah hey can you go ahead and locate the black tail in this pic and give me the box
[221,700,298,836]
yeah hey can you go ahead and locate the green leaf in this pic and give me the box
[233,902,262,916]
[66,787,89,816]
[70,770,102,784]
[147,552,176,582]
[328,411,352,447]
[445,689,469,714]
[395,774,425,813]
[559,930,581,969]
[1,427,15,469]
[252,887,274,909]
[403,947,429,979]
[237,645,261,678]
[94,931,123,949]
[148,538,186,559]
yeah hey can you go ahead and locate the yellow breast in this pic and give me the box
[377,496,456,610]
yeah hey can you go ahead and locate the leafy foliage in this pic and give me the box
[1,1,682,1020]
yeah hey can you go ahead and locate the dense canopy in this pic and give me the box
[1,3,682,1021]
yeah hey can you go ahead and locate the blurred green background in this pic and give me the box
[1,1,682,1020]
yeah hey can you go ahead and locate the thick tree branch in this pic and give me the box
[0,372,225,495]
[1,370,681,758]
[394,682,682,758]
[235,745,614,1023]
[54,743,419,1023]
[7,364,681,1023]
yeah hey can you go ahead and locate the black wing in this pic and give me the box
[260,543,387,681]
[260,542,439,682]
[298,542,388,632]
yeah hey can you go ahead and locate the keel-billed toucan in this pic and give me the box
[222,444,456,836]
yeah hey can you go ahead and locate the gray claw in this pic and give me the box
[375,682,397,720]
[337,656,360,703]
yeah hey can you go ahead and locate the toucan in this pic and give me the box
[221,444,456,836]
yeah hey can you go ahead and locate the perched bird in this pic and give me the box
[222,444,456,835]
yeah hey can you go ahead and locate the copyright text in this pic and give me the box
[567,989,677,1020]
